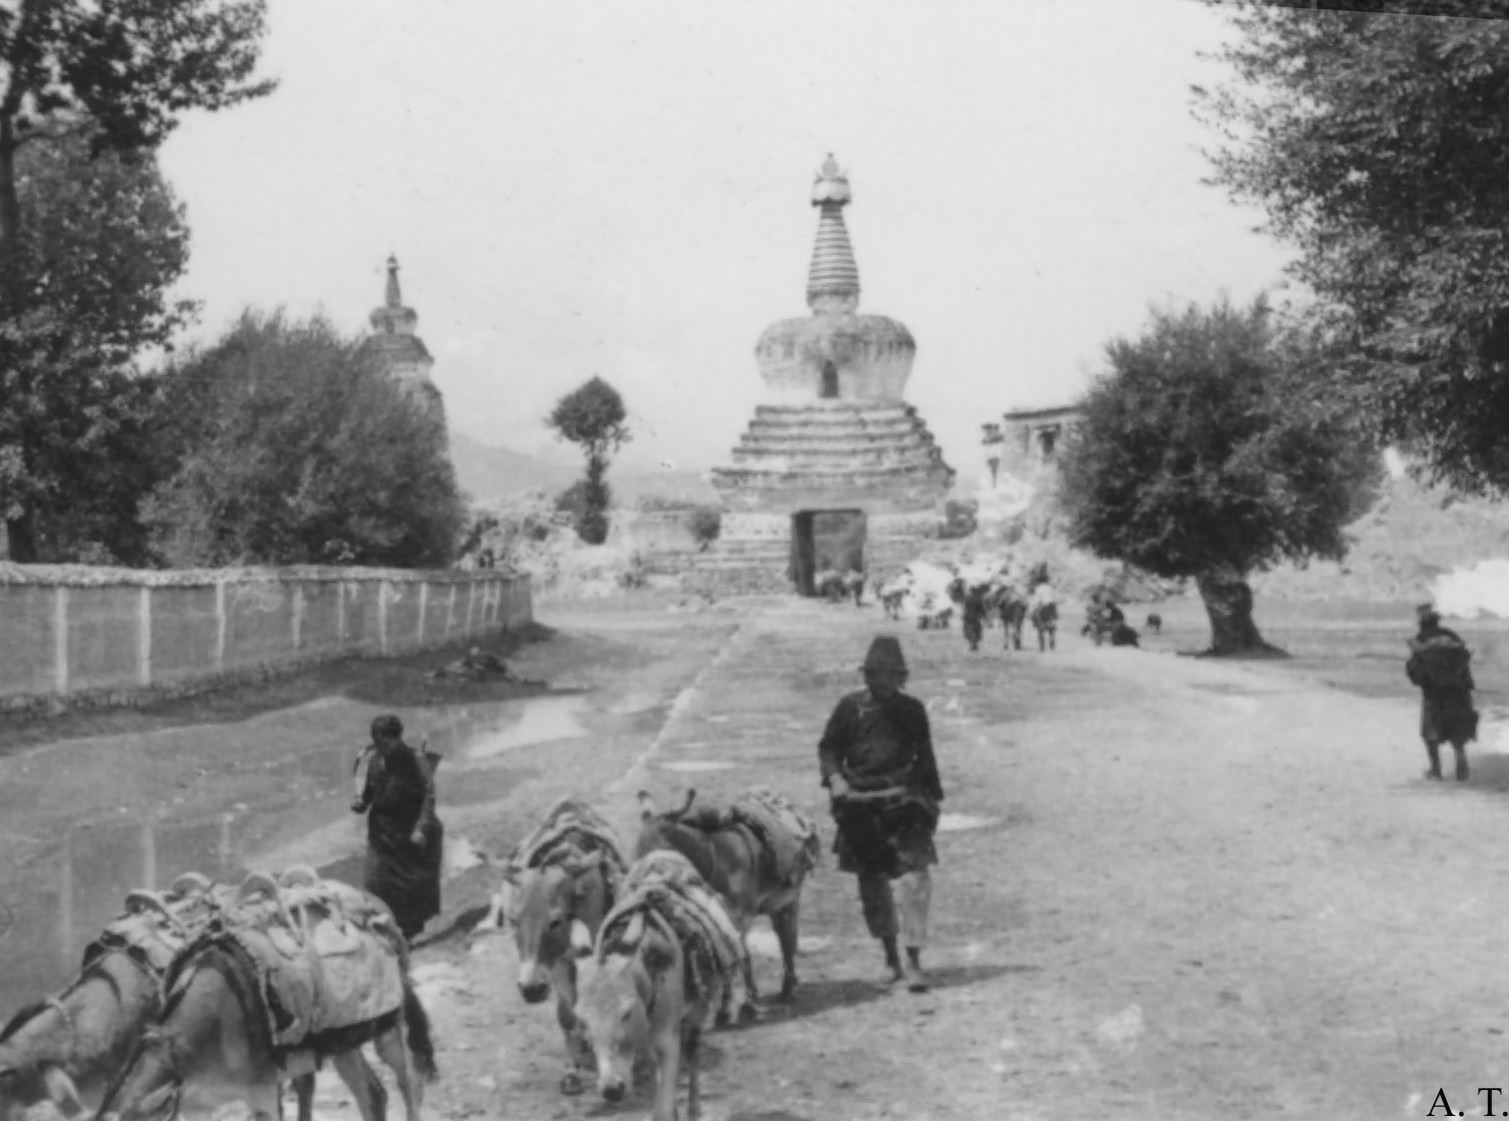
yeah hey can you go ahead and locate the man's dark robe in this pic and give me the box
[818,690,943,877]
[355,743,443,938]
[1406,625,1478,748]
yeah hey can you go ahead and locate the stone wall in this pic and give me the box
[0,563,531,714]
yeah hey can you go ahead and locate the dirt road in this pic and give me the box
[10,592,1509,1120]
[395,594,1509,1121]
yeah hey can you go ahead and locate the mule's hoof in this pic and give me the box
[777,985,796,1004]
[560,1071,586,1096]
[715,1008,733,1029]
[1457,765,1471,782]
[1424,768,1443,781]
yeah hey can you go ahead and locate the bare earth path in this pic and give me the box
[407,595,1509,1121]
[7,593,1508,1120]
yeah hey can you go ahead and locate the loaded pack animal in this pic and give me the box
[0,874,258,1121]
[95,869,434,1121]
[1030,598,1058,651]
[989,582,1028,651]
[574,849,747,1121]
[878,577,911,621]
[914,592,953,630]
[1145,612,1163,635]
[840,568,866,607]
[492,798,626,1095]
[813,566,844,603]
[634,788,820,1017]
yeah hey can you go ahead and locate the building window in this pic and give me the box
[820,361,839,399]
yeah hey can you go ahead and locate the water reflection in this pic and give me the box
[0,691,601,1009]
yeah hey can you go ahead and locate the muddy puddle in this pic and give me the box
[0,691,596,1005]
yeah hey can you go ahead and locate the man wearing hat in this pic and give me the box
[1406,604,1478,781]
[818,635,944,992]
[351,714,445,938]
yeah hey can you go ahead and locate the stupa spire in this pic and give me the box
[384,253,402,307]
[369,253,418,336]
[806,154,860,314]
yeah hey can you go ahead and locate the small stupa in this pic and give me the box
[360,254,446,430]
[706,156,953,593]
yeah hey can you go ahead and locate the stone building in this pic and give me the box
[360,254,446,433]
[706,156,954,594]
[977,404,1083,520]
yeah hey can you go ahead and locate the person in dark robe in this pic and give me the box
[351,714,443,939]
[1406,604,1478,781]
[961,585,988,652]
[818,636,944,992]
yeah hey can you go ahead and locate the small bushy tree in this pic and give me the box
[547,376,630,545]
[1058,297,1377,654]
[144,311,465,568]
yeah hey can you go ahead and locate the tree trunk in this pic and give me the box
[5,511,37,563]
[1195,567,1274,655]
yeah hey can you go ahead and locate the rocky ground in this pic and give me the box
[9,590,1509,1120]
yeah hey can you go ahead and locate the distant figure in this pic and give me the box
[1145,612,1163,635]
[351,715,443,939]
[1406,604,1478,781]
[1029,581,1058,652]
[961,585,988,653]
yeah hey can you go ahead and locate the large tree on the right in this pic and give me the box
[1198,2,1509,495]
[1057,298,1376,655]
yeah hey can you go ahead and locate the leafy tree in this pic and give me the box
[0,0,274,274]
[1196,1,1509,495]
[0,133,191,562]
[1057,297,1377,655]
[546,376,630,545]
[143,311,465,568]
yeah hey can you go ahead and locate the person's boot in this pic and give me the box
[881,937,904,986]
[1455,747,1470,782]
[904,946,929,993]
[1424,743,1443,780]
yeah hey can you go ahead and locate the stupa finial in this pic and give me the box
[806,154,859,313]
[811,153,852,207]
[384,253,402,308]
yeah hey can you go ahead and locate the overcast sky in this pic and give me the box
[155,0,1294,480]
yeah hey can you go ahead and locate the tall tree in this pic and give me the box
[144,311,466,569]
[546,376,630,545]
[0,0,274,275]
[0,133,191,562]
[1196,1,1509,495]
[1057,297,1377,655]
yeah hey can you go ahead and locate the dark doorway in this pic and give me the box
[820,360,839,399]
[791,509,866,595]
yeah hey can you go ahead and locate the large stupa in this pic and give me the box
[706,156,954,594]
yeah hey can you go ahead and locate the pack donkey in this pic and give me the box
[491,798,626,1095]
[635,787,820,1020]
[95,869,435,1121]
[0,874,293,1121]
[574,850,745,1121]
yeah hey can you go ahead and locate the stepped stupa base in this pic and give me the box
[693,510,945,595]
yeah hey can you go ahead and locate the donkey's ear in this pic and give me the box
[41,1063,85,1117]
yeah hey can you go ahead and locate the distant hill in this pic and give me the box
[449,429,719,507]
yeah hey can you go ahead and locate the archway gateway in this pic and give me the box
[791,509,866,595]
